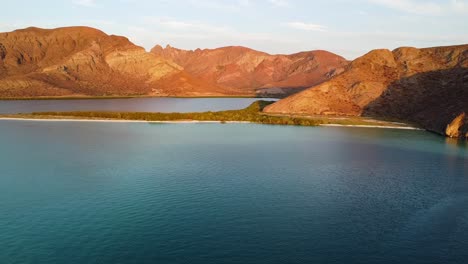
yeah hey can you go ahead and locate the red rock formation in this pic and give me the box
[151,45,348,97]
[265,45,468,138]
[0,26,189,97]
[0,26,348,98]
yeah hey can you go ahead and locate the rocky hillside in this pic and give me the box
[0,26,348,98]
[151,45,348,97]
[0,26,193,97]
[265,45,468,138]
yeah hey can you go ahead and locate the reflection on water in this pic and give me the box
[445,137,468,151]
[323,126,468,159]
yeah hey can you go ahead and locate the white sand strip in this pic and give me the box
[0,117,422,130]
[320,124,423,130]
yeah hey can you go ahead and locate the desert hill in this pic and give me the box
[151,44,348,97]
[0,26,347,97]
[265,45,468,138]
[0,26,190,97]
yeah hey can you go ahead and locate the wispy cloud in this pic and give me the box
[286,22,327,32]
[238,0,251,6]
[81,19,115,26]
[73,0,96,7]
[268,0,290,7]
[367,0,468,15]
[143,17,229,33]
[450,0,468,14]
[127,16,299,52]
[186,0,250,11]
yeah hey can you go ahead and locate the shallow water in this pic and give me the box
[0,121,467,264]
[0,97,277,114]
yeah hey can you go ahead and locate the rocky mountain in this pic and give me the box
[0,26,196,97]
[151,45,348,97]
[264,45,468,138]
[0,26,348,98]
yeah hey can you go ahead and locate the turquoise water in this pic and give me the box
[0,121,467,264]
[0,98,277,114]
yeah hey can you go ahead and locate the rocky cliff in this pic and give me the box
[265,45,468,138]
[151,45,348,97]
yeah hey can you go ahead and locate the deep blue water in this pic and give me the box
[0,121,467,264]
[0,98,277,114]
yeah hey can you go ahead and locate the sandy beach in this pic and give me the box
[0,117,422,130]
[319,123,423,130]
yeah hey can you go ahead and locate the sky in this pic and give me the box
[1,0,467,59]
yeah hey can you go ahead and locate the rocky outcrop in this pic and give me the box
[151,45,348,97]
[265,44,468,138]
[446,113,468,139]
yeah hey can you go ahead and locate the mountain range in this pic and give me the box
[151,44,347,96]
[0,26,347,97]
[0,26,467,138]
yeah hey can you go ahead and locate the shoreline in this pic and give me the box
[0,117,250,124]
[0,117,422,130]
[319,123,423,130]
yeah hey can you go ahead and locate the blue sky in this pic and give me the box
[1,0,467,59]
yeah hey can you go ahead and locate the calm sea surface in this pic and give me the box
[0,98,277,114]
[0,121,467,263]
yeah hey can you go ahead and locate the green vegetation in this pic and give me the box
[22,100,321,126]
[0,100,417,128]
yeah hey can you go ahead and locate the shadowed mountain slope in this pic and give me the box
[265,45,468,138]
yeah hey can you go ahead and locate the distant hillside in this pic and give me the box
[151,45,348,97]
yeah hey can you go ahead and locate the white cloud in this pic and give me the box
[73,0,96,7]
[186,0,248,11]
[161,21,223,32]
[140,17,300,43]
[268,0,290,7]
[81,19,115,26]
[358,10,368,15]
[450,0,468,14]
[367,0,468,15]
[143,17,229,33]
[238,0,251,6]
[125,16,300,53]
[286,22,327,32]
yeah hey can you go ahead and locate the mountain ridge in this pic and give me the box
[0,26,187,96]
[150,44,348,96]
[0,26,348,97]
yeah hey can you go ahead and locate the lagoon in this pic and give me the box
[0,97,277,114]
